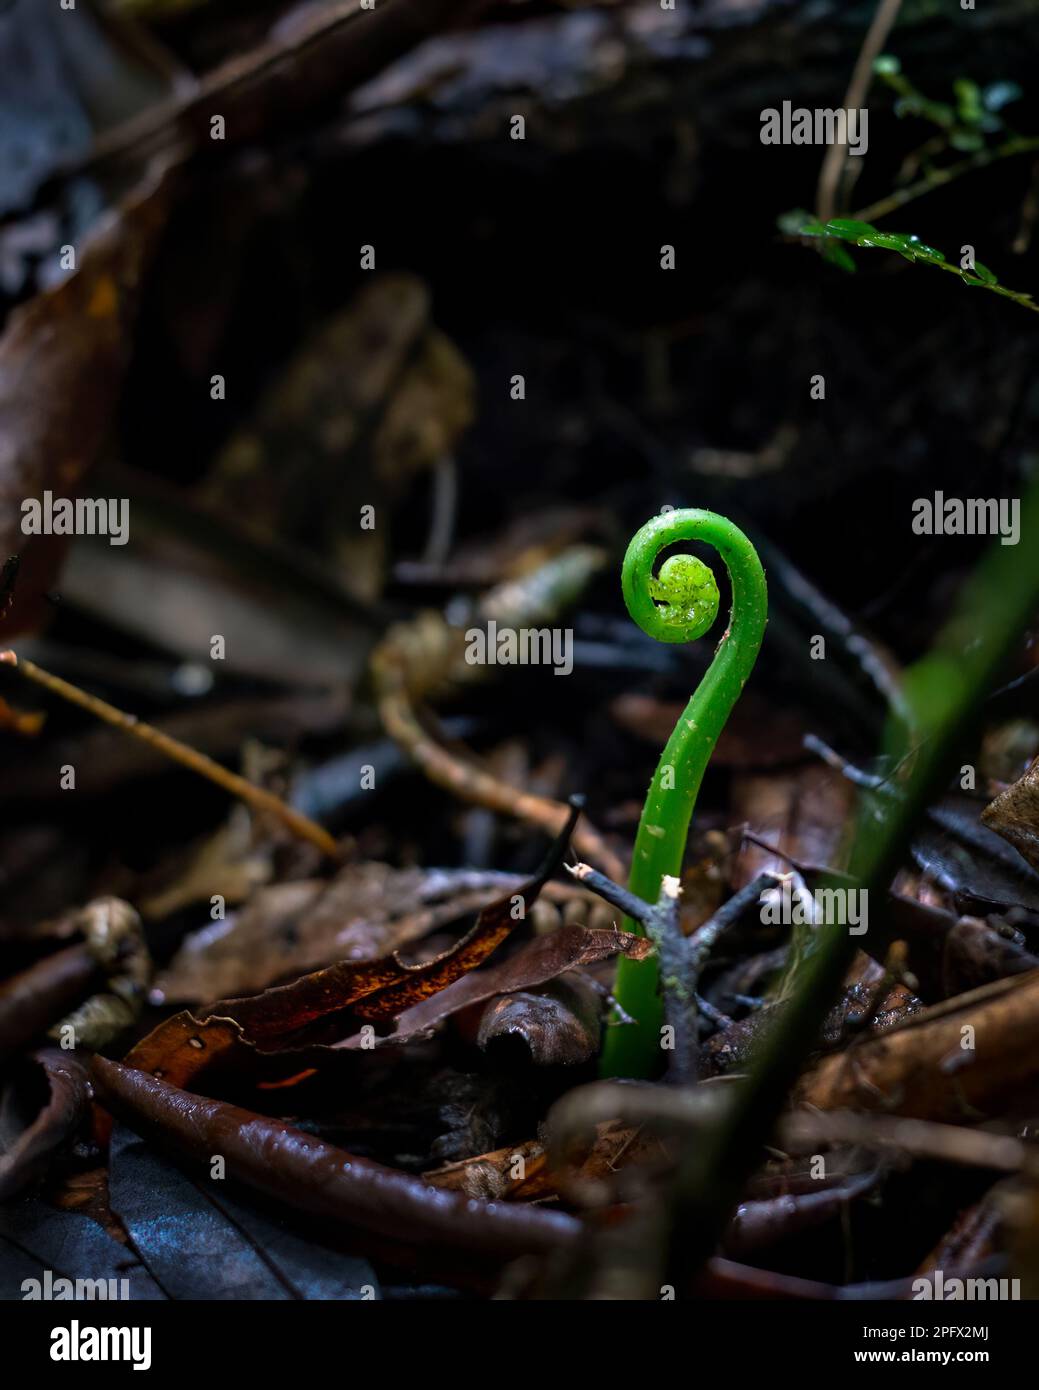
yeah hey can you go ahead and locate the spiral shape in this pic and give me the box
[602,507,768,1079]
[623,520,721,644]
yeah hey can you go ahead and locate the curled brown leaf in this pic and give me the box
[91,1056,579,1266]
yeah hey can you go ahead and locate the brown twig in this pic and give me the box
[0,651,341,860]
[796,969,1039,1120]
[852,135,1039,226]
[815,0,905,222]
[373,640,623,881]
[782,1109,1035,1174]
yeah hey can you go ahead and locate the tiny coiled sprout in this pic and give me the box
[600,509,768,1079]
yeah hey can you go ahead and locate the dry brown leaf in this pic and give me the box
[982,754,1039,871]
[0,158,176,634]
[797,968,1039,1120]
[0,1049,90,1200]
[153,865,533,1005]
[124,814,578,1087]
[350,922,650,1050]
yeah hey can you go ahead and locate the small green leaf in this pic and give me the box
[905,235,946,263]
[824,219,879,243]
[953,78,984,127]
[949,130,986,152]
[822,240,857,273]
[867,232,916,253]
[971,261,999,286]
[777,208,816,235]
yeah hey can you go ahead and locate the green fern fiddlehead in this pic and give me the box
[600,509,768,1078]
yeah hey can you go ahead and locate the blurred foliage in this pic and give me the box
[873,52,1023,152]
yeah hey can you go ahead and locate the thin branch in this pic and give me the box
[0,651,341,861]
[852,135,1039,226]
[815,0,905,222]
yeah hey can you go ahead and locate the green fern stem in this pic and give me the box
[600,509,768,1079]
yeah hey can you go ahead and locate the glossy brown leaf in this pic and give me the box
[0,946,99,1065]
[91,1056,579,1266]
[124,808,580,1086]
[347,922,650,1049]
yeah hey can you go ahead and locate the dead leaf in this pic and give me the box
[108,1124,380,1299]
[352,922,650,1049]
[0,158,176,634]
[153,865,536,1005]
[200,276,474,605]
[91,1057,580,1269]
[0,1049,89,1200]
[0,945,99,1066]
[125,809,580,1087]
[0,1195,163,1300]
[982,755,1039,873]
[797,968,1039,1120]
[475,976,603,1066]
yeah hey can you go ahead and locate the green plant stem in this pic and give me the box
[600,510,767,1079]
[851,136,1039,225]
[800,216,1039,317]
[923,251,1039,313]
[665,480,1039,1282]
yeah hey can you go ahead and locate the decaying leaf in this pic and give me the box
[0,1195,164,1301]
[48,897,151,1053]
[475,976,604,1066]
[0,945,99,1066]
[797,968,1039,1121]
[200,275,474,605]
[153,864,540,1005]
[0,1049,90,1201]
[125,809,580,1087]
[347,922,650,1050]
[0,157,176,634]
[108,1125,380,1300]
[91,1058,579,1268]
[883,895,1039,1000]
[982,755,1039,872]
[915,796,1039,910]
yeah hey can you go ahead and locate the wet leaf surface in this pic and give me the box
[0,1194,164,1301]
[108,1124,379,1300]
